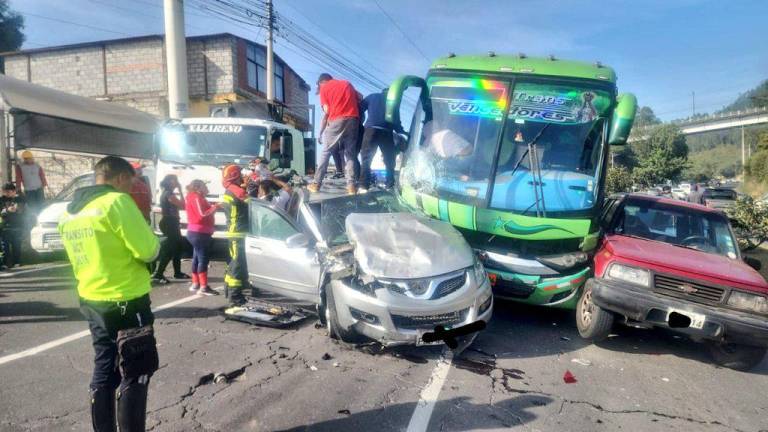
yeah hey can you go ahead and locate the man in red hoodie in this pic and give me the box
[221,165,251,306]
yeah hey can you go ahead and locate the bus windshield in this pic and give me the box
[159,124,268,165]
[402,76,613,215]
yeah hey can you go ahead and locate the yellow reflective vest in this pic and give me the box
[58,185,159,301]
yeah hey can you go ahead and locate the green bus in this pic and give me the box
[386,54,637,308]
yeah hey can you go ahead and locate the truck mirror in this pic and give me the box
[608,93,637,145]
[385,75,431,128]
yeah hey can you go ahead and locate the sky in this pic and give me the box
[9,0,768,124]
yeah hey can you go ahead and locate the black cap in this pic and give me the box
[2,182,16,191]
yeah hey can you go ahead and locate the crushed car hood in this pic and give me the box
[345,212,475,279]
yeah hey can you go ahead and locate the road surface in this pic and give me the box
[1,261,767,432]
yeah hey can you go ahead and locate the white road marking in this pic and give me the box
[406,350,454,432]
[0,286,224,366]
[0,263,70,278]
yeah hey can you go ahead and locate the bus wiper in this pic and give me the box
[162,159,194,169]
[508,123,550,217]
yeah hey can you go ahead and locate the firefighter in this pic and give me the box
[221,164,251,306]
[58,156,160,432]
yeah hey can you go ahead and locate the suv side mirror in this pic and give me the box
[285,232,309,249]
[744,256,762,271]
[608,93,637,145]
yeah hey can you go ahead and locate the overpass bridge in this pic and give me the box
[628,106,768,171]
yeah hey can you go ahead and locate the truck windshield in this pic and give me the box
[403,76,612,215]
[159,124,268,164]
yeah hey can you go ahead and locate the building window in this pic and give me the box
[246,44,285,102]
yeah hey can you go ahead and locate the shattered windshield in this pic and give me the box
[159,124,268,165]
[319,191,412,246]
[401,77,613,215]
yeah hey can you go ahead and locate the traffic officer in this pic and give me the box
[221,164,251,306]
[59,156,160,432]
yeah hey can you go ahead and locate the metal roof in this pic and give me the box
[0,74,159,134]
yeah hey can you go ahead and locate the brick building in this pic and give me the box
[1,33,312,194]
[1,33,312,131]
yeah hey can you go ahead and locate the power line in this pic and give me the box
[18,11,132,36]
[371,0,429,64]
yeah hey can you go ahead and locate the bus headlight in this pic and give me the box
[537,252,588,271]
[605,263,650,287]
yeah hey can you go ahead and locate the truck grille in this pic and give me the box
[653,274,726,305]
[432,273,466,299]
[392,308,469,330]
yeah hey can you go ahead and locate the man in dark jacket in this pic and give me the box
[0,183,26,268]
[358,88,403,191]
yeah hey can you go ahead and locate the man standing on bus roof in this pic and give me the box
[308,73,361,195]
[58,156,160,432]
[221,164,251,306]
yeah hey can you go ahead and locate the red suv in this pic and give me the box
[577,193,768,370]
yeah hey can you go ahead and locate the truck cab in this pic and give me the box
[153,117,306,239]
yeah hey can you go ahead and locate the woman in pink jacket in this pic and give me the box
[185,180,220,296]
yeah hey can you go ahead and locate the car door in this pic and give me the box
[245,200,321,303]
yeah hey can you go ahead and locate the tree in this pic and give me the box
[634,106,661,128]
[727,196,768,251]
[605,165,633,195]
[0,0,24,72]
[631,124,689,187]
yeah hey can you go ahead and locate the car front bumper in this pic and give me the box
[330,277,494,346]
[30,226,64,253]
[589,278,768,347]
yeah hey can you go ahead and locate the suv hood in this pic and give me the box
[37,201,70,224]
[345,212,475,279]
[605,235,768,291]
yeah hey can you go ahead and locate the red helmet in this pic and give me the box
[222,164,243,186]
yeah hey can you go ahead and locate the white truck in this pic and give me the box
[153,116,308,239]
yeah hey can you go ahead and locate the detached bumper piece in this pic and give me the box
[589,278,768,347]
[223,299,311,328]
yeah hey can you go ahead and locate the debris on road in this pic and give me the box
[333,362,340,368]
[322,353,333,360]
[223,299,311,328]
[560,336,571,341]
[309,365,318,371]
[571,358,592,366]
[563,370,578,384]
[338,409,351,415]
[661,377,670,382]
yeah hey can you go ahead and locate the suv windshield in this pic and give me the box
[319,192,411,246]
[612,198,738,258]
[159,124,268,165]
[402,76,612,214]
[55,174,94,201]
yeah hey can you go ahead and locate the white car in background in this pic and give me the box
[31,168,155,253]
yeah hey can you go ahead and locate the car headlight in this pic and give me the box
[727,291,768,315]
[472,259,488,285]
[605,263,650,287]
[536,251,588,271]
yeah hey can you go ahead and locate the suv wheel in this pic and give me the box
[706,342,767,371]
[576,285,614,341]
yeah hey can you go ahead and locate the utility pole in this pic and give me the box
[741,125,746,176]
[691,91,695,118]
[266,0,275,102]
[164,0,189,119]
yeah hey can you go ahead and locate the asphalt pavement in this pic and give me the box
[1,260,767,432]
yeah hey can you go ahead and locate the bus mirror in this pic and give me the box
[385,75,431,128]
[608,93,637,145]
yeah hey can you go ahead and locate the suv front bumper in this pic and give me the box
[589,278,768,347]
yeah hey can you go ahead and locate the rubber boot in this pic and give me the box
[90,386,116,432]
[117,378,149,432]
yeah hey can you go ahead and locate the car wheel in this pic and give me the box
[324,284,364,344]
[706,342,767,371]
[576,285,614,341]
